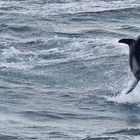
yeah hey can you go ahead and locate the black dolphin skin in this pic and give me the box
[119,36,140,94]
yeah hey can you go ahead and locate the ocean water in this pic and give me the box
[0,0,140,139]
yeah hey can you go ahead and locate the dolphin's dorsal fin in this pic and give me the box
[118,39,135,46]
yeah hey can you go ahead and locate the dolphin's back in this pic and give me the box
[134,36,140,67]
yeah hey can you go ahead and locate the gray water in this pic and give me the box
[0,0,140,140]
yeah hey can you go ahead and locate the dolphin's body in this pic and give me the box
[119,36,140,94]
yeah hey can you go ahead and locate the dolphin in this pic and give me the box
[119,36,140,94]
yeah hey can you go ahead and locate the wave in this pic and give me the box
[0,35,127,71]
[8,25,32,33]
[3,0,138,17]
[82,136,117,140]
[54,29,126,38]
[117,25,140,33]
[0,135,18,140]
[0,24,33,34]
[21,110,92,120]
[48,131,70,139]
[22,110,65,120]
[108,128,140,136]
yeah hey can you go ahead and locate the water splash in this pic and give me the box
[107,82,140,104]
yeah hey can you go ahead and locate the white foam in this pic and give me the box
[107,82,140,104]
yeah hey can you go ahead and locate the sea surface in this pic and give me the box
[0,0,140,140]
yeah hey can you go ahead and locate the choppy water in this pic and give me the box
[0,0,140,139]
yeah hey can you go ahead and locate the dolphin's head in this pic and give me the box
[118,38,135,46]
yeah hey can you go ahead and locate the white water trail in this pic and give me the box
[107,82,140,104]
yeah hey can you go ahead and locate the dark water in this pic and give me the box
[0,0,140,139]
